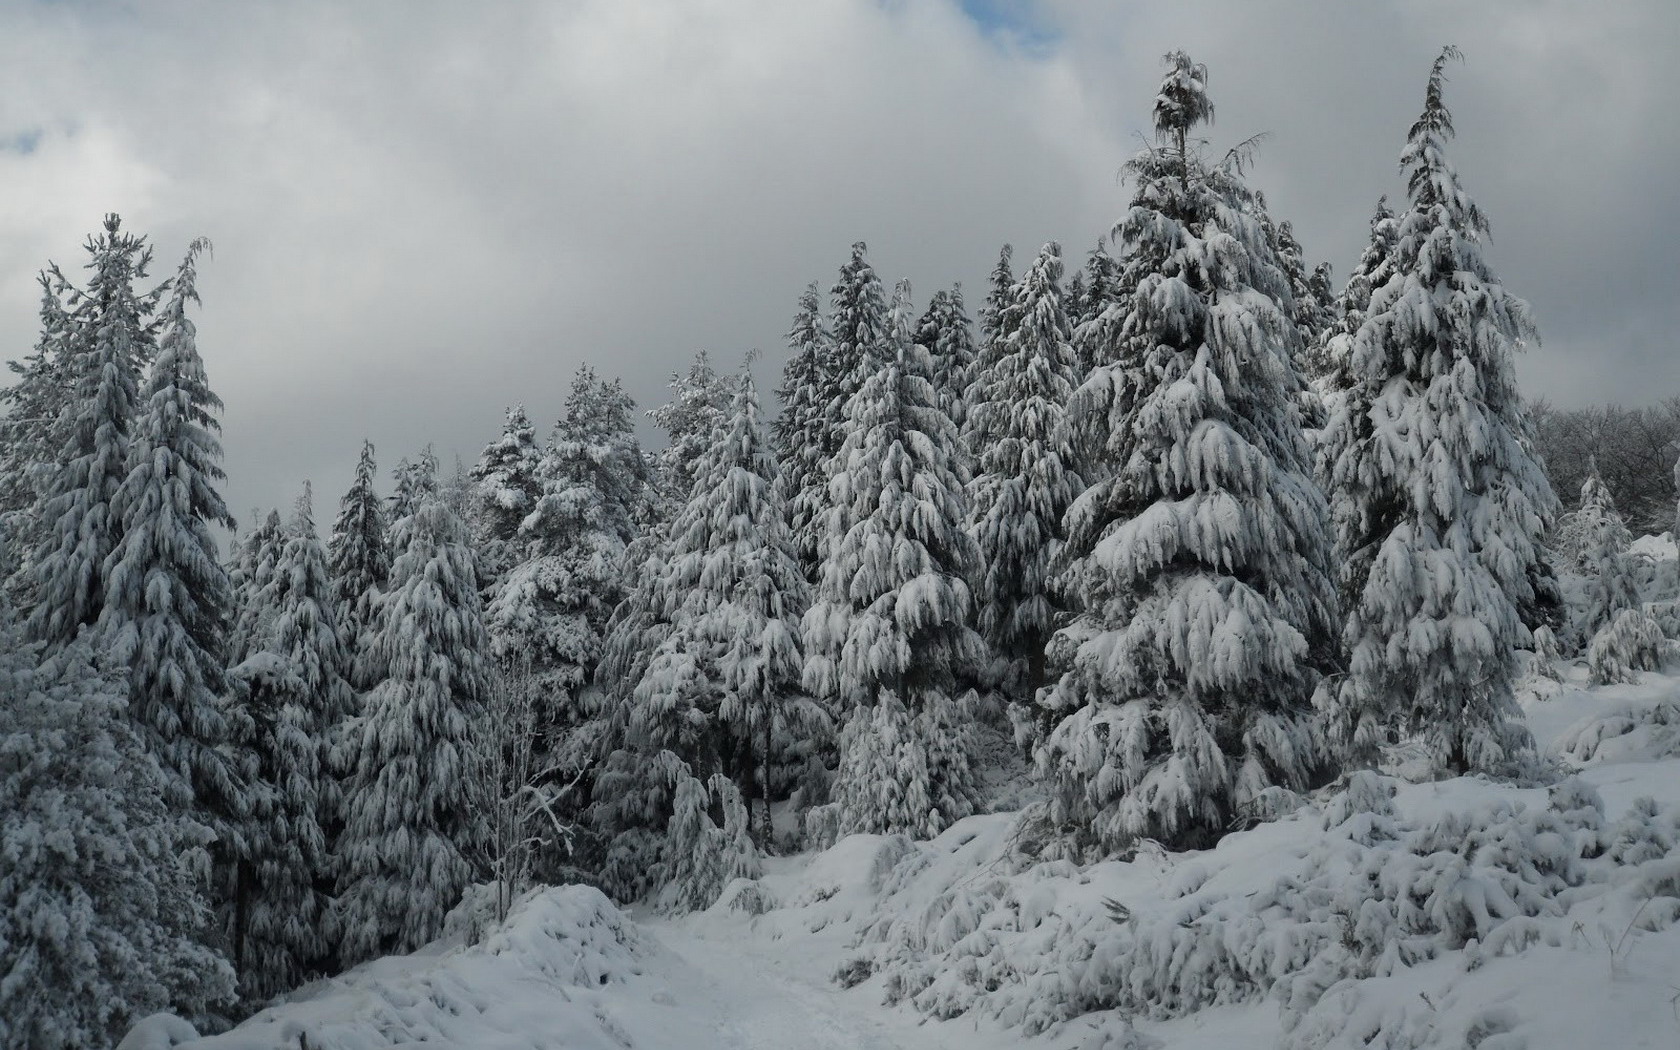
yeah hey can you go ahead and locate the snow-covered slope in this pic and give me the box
[128,669,1680,1050]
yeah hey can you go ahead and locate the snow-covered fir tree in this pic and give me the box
[1069,240,1123,379]
[802,243,895,572]
[1309,197,1399,384]
[630,369,817,838]
[222,650,323,1002]
[485,365,650,866]
[914,285,980,434]
[470,406,541,584]
[803,280,984,839]
[96,240,240,830]
[224,486,351,996]
[1270,218,1334,359]
[1033,52,1339,852]
[0,619,234,1047]
[1318,48,1558,774]
[966,242,1083,698]
[647,351,733,522]
[0,272,73,592]
[1568,467,1639,647]
[328,440,389,692]
[26,215,159,649]
[773,281,834,574]
[228,509,284,668]
[389,448,441,523]
[336,465,488,964]
[979,243,1017,351]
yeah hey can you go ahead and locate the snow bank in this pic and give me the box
[121,886,653,1050]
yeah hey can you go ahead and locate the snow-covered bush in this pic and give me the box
[854,774,1680,1041]
[1587,607,1668,685]
[656,773,762,914]
[1554,697,1680,763]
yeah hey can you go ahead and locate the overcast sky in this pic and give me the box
[1,0,1675,525]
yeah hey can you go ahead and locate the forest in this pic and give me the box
[3,48,1679,1050]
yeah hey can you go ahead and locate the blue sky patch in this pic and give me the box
[956,0,1061,54]
[1,128,44,155]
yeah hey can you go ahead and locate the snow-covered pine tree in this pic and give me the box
[0,624,234,1048]
[979,243,1017,351]
[225,485,351,995]
[1069,241,1123,379]
[1309,198,1399,385]
[1271,218,1334,358]
[967,242,1083,698]
[630,368,817,839]
[914,285,980,435]
[328,440,389,692]
[803,280,984,838]
[647,351,733,521]
[0,272,73,592]
[336,467,488,964]
[98,238,242,844]
[470,407,542,587]
[773,281,834,574]
[1033,51,1339,852]
[1569,468,1639,646]
[1319,47,1558,774]
[26,215,160,649]
[228,509,285,668]
[486,368,649,830]
[806,243,895,565]
[389,448,441,523]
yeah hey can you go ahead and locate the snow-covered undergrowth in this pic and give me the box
[121,887,658,1050]
[697,669,1680,1050]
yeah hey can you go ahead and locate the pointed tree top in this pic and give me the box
[1153,50,1214,139]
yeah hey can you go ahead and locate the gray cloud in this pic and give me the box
[1,0,1674,525]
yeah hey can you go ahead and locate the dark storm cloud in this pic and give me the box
[0,0,1674,522]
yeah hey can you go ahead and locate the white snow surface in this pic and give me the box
[133,666,1680,1050]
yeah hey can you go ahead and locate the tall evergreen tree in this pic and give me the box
[1319,48,1557,774]
[329,441,389,692]
[966,242,1083,697]
[0,271,73,591]
[1034,52,1338,852]
[803,281,983,838]
[774,281,834,573]
[630,369,816,837]
[97,239,240,826]
[336,468,488,964]
[914,285,980,434]
[470,406,543,586]
[222,489,347,999]
[228,509,285,668]
[1069,240,1123,379]
[648,351,733,521]
[26,215,159,648]
[1310,197,1399,385]
[979,243,1017,351]
[487,367,648,783]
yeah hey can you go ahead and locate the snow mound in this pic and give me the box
[121,886,651,1050]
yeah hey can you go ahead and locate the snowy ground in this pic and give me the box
[127,664,1680,1050]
